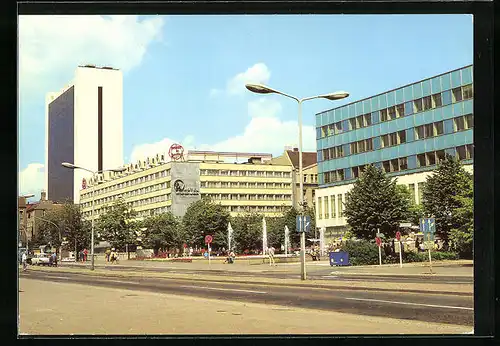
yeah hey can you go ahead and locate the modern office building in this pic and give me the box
[45,65,123,204]
[314,65,474,238]
[79,150,293,220]
[269,147,318,209]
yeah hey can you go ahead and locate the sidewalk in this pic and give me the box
[18,278,472,335]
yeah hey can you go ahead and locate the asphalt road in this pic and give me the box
[58,262,474,284]
[21,270,473,326]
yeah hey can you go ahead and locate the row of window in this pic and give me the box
[320,114,474,162]
[221,205,289,213]
[201,181,292,189]
[321,144,474,185]
[202,193,292,201]
[83,170,171,196]
[201,169,291,178]
[318,83,473,138]
[317,194,344,220]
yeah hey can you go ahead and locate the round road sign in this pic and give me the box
[205,235,213,244]
[396,231,401,241]
[376,237,382,247]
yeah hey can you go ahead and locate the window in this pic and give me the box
[432,93,442,108]
[388,106,396,120]
[321,126,327,137]
[462,84,473,99]
[349,118,357,131]
[418,182,425,204]
[404,101,413,116]
[325,197,330,219]
[331,195,336,218]
[350,142,358,155]
[380,109,388,122]
[424,123,434,138]
[414,98,423,112]
[417,153,427,167]
[323,149,330,161]
[337,169,345,181]
[396,104,405,118]
[427,152,436,166]
[456,145,467,160]
[465,114,474,129]
[364,113,372,126]
[435,121,444,135]
[337,145,344,158]
[366,139,373,151]
[389,132,398,146]
[399,157,408,170]
[328,124,335,136]
[381,134,390,148]
[356,115,364,128]
[398,130,406,144]
[391,159,400,172]
[383,160,391,173]
[452,87,463,102]
[423,96,432,110]
[352,166,359,178]
[466,144,474,159]
[337,194,343,218]
[436,150,446,163]
[335,122,342,134]
[358,140,366,153]
[455,116,466,131]
[318,197,323,219]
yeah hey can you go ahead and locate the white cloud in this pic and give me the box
[248,97,282,118]
[19,163,45,200]
[19,15,165,98]
[129,136,196,163]
[211,63,271,97]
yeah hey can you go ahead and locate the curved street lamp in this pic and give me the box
[61,162,127,270]
[245,83,349,280]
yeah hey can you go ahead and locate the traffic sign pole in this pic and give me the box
[378,244,382,266]
[399,242,403,268]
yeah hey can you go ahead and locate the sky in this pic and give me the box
[18,14,473,199]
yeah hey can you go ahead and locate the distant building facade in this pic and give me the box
[269,147,318,210]
[79,150,294,220]
[314,65,474,239]
[45,65,123,204]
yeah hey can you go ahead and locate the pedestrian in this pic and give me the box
[21,252,27,272]
[83,248,88,262]
[268,246,276,266]
[105,248,111,262]
[51,252,57,267]
[189,247,193,257]
[110,249,118,264]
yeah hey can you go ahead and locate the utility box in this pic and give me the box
[329,251,350,266]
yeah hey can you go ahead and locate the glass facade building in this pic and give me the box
[315,65,473,188]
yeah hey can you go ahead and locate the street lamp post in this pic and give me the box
[245,83,349,280]
[19,194,35,253]
[61,162,127,270]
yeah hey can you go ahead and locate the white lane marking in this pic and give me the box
[321,276,338,278]
[179,285,267,294]
[107,280,140,285]
[344,297,473,310]
[50,276,70,280]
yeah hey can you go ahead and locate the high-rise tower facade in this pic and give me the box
[45,65,123,203]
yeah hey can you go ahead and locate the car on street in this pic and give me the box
[30,253,51,266]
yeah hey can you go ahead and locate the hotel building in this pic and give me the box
[79,150,294,220]
[45,65,123,204]
[314,65,474,238]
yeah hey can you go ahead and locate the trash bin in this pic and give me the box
[329,251,350,266]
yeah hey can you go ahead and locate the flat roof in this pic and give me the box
[316,64,473,116]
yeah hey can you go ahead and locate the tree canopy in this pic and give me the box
[343,165,410,239]
[140,212,184,254]
[95,199,139,250]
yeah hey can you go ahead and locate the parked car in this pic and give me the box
[31,253,51,266]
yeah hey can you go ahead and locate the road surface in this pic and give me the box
[20,270,473,327]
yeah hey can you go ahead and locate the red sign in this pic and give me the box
[376,237,382,247]
[396,231,401,241]
[183,243,187,248]
[82,178,87,190]
[168,143,184,161]
[204,235,213,244]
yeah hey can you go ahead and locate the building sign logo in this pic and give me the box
[169,143,184,161]
[173,179,199,196]
[82,178,87,190]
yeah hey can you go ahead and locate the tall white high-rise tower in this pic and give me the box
[45,65,123,204]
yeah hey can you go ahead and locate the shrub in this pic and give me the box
[431,251,459,261]
[340,240,385,266]
[403,251,427,263]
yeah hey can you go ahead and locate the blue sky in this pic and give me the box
[18,14,473,197]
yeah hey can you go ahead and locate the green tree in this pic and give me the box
[231,212,264,252]
[95,199,138,250]
[141,212,184,254]
[279,205,316,249]
[449,173,473,258]
[37,202,91,254]
[395,184,424,226]
[343,165,410,240]
[422,155,472,240]
[182,197,230,248]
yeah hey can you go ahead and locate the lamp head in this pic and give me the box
[245,83,276,94]
[61,162,76,169]
[323,91,349,101]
